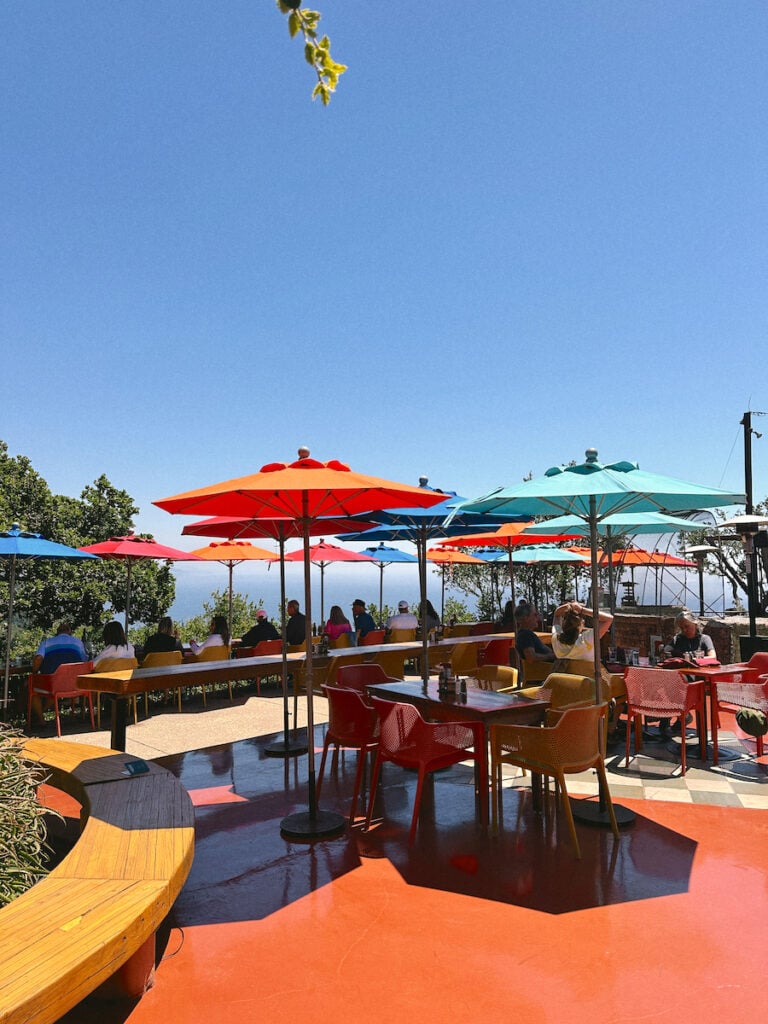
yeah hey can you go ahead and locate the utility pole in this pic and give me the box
[741,411,766,636]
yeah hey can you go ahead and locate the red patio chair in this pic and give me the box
[27,661,94,737]
[479,638,513,667]
[712,675,768,761]
[365,697,487,844]
[336,662,397,702]
[359,629,386,647]
[318,685,381,824]
[624,666,706,775]
[235,639,283,695]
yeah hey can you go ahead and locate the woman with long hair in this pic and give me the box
[190,614,230,654]
[94,620,135,665]
[324,605,352,642]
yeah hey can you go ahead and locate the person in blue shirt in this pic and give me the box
[352,599,376,641]
[32,622,87,673]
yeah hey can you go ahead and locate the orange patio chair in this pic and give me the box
[235,640,283,695]
[365,697,487,844]
[359,629,386,647]
[490,702,618,859]
[141,650,183,711]
[27,661,95,737]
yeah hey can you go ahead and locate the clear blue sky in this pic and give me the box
[3,1,766,549]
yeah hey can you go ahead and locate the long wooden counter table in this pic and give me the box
[78,634,518,752]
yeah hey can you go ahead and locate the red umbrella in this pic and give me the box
[79,534,201,632]
[188,541,278,638]
[283,540,375,623]
[155,448,444,839]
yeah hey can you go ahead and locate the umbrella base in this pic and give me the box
[280,809,346,841]
[264,735,308,758]
[570,797,635,828]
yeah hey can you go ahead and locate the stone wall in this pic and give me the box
[612,610,768,663]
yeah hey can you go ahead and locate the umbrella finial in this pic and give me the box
[298,445,311,459]
[585,448,599,463]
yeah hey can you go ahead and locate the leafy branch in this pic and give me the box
[276,1,346,105]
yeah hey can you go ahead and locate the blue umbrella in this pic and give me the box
[0,525,98,707]
[361,543,419,625]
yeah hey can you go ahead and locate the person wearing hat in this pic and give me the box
[386,600,419,631]
[351,599,376,641]
[241,608,280,647]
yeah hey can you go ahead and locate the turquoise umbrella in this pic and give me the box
[450,450,744,829]
[530,511,703,614]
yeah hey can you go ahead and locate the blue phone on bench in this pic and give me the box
[123,759,150,776]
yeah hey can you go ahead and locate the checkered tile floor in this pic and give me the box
[500,726,768,809]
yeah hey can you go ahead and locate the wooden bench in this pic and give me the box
[0,738,194,1024]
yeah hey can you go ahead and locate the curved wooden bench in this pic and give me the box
[0,738,194,1024]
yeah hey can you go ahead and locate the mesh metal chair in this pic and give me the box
[365,697,487,844]
[318,685,380,824]
[624,666,706,774]
[490,702,618,859]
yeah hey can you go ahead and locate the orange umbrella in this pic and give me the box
[283,539,375,623]
[155,448,444,840]
[188,540,278,638]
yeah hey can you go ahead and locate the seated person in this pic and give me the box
[324,605,352,642]
[496,600,516,632]
[418,599,441,636]
[33,621,87,673]
[94,620,135,666]
[352,599,377,641]
[143,616,183,656]
[190,615,230,656]
[514,601,555,666]
[241,609,280,647]
[668,612,716,659]
[285,600,306,647]
[552,600,613,666]
[386,600,419,632]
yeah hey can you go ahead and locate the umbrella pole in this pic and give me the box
[418,529,429,684]
[227,562,234,640]
[280,505,344,840]
[124,559,132,636]
[2,555,16,707]
[266,531,306,758]
[571,498,634,830]
[379,564,384,627]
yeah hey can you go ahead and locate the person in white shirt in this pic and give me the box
[190,615,230,655]
[386,600,419,631]
[94,620,135,665]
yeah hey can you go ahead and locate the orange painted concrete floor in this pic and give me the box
[62,723,768,1024]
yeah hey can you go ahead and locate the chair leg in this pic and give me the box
[350,748,368,824]
[595,761,620,840]
[87,694,95,731]
[409,768,428,845]
[176,687,182,712]
[556,773,581,859]
[364,754,383,832]
[491,758,500,833]
[54,697,62,738]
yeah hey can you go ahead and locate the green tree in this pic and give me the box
[175,590,264,644]
[0,441,176,657]
[685,501,768,613]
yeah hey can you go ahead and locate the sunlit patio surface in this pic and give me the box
[49,691,768,1024]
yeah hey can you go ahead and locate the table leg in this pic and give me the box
[110,695,129,752]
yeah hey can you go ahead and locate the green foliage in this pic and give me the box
[0,440,176,659]
[443,596,473,624]
[0,726,58,907]
[684,500,768,612]
[276,1,346,105]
